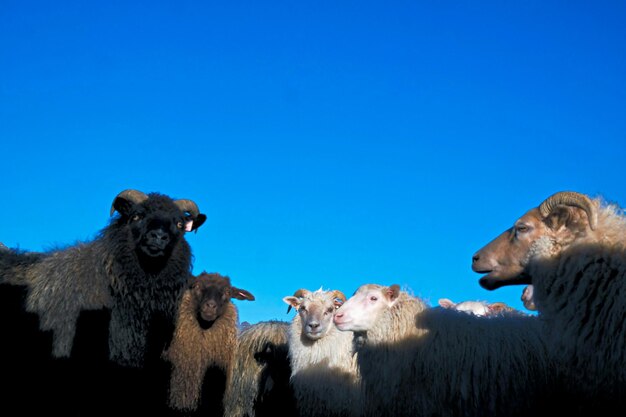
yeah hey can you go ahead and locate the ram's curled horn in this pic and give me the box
[538,191,598,231]
[109,189,149,216]
[174,199,201,218]
[332,290,347,303]
[293,289,310,299]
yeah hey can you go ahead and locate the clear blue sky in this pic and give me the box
[2,1,625,324]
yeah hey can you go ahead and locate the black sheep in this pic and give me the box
[0,189,206,416]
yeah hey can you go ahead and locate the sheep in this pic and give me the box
[437,298,526,316]
[472,190,626,413]
[333,283,551,417]
[0,189,206,415]
[281,288,362,417]
[162,272,255,415]
[223,320,297,417]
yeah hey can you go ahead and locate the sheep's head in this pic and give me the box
[283,288,346,341]
[189,272,255,328]
[334,284,401,332]
[472,191,597,291]
[109,189,207,263]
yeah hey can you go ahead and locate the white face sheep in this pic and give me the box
[283,288,346,341]
[0,189,206,415]
[334,283,550,417]
[282,288,362,417]
[163,272,255,414]
[472,190,626,413]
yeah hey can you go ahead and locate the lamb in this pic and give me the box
[223,320,296,417]
[163,272,255,415]
[282,287,362,417]
[0,189,206,415]
[472,190,626,413]
[437,298,525,316]
[334,283,550,417]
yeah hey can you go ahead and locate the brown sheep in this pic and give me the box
[163,272,255,415]
[472,190,626,414]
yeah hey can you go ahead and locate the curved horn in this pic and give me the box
[293,289,310,299]
[286,289,310,314]
[109,189,149,216]
[332,290,347,303]
[538,191,597,230]
[174,199,201,218]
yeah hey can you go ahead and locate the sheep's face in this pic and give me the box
[283,290,345,341]
[110,191,206,266]
[115,195,188,260]
[190,273,255,328]
[334,284,400,332]
[472,204,594,290]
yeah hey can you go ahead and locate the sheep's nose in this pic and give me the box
[147,229,170,248]
[149,229,169,241]
[472,253,480,264]
[308,321,320,330]
[334,312,343,320]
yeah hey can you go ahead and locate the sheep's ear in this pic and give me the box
[283,296,300,313]
[232,287,255,301]
[438,298,455,309]
[386,284,401,303]
[544,205,590,235]
[189,213,207,233]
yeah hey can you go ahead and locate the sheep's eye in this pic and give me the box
[515,224,529,234]
[370,296,378,301]
[131,214,142,222]
[176,221,184,229]
[299,306,306,312]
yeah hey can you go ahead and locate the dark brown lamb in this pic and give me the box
[163,272,255,415]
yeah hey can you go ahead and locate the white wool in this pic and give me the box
[287,289,361,417]
[350,286,549,417]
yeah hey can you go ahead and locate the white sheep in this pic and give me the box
[283,288,362,417]
[472,190,626,413]
[334,283,550,417]
[437,298,523,316]
[222,320,297,417]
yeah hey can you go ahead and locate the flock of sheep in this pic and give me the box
[0,189,624,417]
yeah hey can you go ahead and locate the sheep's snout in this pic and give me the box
[146,229,170,249]
[307,321,320,330]
[333,312,351,331]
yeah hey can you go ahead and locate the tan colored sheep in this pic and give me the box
[163,272,254,414]
[223,320,296,417]
[472,190,626,413]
